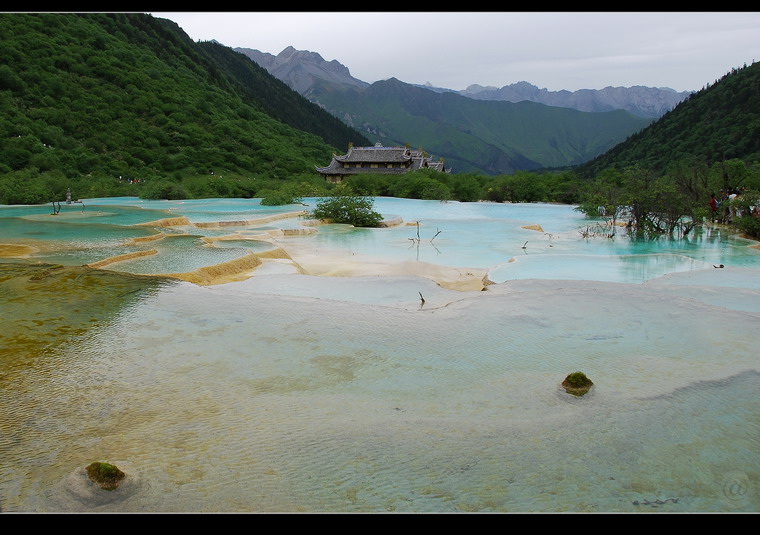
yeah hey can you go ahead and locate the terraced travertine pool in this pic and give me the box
[1,197,758,512]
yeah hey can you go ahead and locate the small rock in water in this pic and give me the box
[86,461,125,491]
[561,371,594,397]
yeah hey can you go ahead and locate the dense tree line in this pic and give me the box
[337,167,581,204]
[575,159,760,237]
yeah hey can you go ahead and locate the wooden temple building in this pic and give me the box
[316,143,449,183]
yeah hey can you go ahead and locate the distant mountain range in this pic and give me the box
[449,82,689,119]
[236,46,656,174]
[236,46,691,119]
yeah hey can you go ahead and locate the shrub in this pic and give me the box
[260,190,302,206]
[309,184,383,227]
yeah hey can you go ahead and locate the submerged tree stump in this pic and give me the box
[85,461,126,491]
[562,371,594,397]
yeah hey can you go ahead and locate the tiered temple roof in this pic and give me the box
[316,143,449,182]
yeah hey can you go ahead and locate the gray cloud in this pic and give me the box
[152,11,760,92]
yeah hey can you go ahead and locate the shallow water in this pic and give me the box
[1,197,758,512]
[3,197,757,282]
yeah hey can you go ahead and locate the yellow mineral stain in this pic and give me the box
[136,216,192,227]
[0,243,37,258]
[193,211,306,229]
[281,228,316,236]
[160,252,263,285]
[1,263,169,365]
[125,232,167,245]
[255,248,293,260]
[86,249,158,269]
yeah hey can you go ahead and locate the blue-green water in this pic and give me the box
[3,197,757,283]
[1,197,758,512]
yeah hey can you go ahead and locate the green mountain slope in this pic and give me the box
[309,77,652,174]
[577,62,760,177]
[0,13,370,203]
[190,36,370,151]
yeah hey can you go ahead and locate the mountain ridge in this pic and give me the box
[236,46,652,174]
[236,46,368,97]
[459,81,691,118]
[236,46,690,119]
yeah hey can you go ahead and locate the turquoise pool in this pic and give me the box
[1,197,758,512]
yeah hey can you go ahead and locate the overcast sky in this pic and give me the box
[150,11,760,93]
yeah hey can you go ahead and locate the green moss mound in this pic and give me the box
[85,461,126,491]
[562,371,594,397]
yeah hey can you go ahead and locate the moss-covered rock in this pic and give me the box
[562,371,594,397]
[85,461,125,491]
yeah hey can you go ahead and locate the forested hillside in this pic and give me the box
[0,13,370,204]
[192,37,369,151]
[309,77,652,175]
[577,62,760,177]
